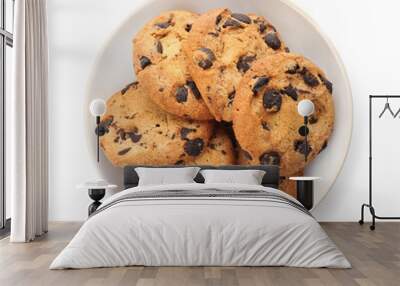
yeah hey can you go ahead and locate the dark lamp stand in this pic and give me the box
[304,116,309,162]
[94,116,107,162]
[88,188,106,216]
[96,116,100,162]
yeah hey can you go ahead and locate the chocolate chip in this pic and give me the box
[186,80,201,99]
[252,76,270,94]
[208,32,219,37]
[155,20,171,29]
[121,85,129,95]
[309,115,318,124]
[209,143,217,150]
[127,132,142,143]
[199,47,216,60]
[261,121,270,130]
[243,150,253,160]
[180,127,196,140]
[286,63,300,74]
[176,86,188,103]
[237,55,256,73]
[216,14,222,25]
[121,82,138,95]
[199,59,213,69]
[223,18,242,28]
[284,47,290,53]
[282,84,298,101]
[228,90,236,100]
[231,13,251,24]
[184,138,204,156]
[264,33,281,50]
[298,89,312,95]
[259,152,280,166]
[118,147,131,156]
[175,160,184,165]
[298,125,309,136]
[259,23,267,33]
[139,56,151,69]
[318,74,333,93]
[263,89,282,112]
[227,90,236,106]
[156,41,163,54]
[117,129,126,140]
[185,23,192,32]
[300,68,319,87]
[197,47,215,70]
[125,114,136,120]
[294,140,312,156]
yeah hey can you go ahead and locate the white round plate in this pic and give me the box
[85,0,352,208]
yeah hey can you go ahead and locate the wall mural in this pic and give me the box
[96,8,334,197]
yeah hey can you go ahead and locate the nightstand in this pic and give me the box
[289,177,320,210]
[77,180,117,216]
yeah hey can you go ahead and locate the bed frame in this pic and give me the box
[123,165,280,189]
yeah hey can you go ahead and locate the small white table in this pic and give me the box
[289,177,320,210]
[77,180,117,216]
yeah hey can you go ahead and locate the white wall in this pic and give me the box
[48,0,400,221]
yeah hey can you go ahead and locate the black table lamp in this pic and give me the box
[297,99,315,162]
[89,99,106,162]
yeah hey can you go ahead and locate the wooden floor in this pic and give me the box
[0,222,399,286]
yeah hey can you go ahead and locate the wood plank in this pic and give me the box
[0,222,399,286]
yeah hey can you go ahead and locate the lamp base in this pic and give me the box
[88,188,106,216]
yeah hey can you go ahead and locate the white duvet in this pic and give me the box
[50,183,350,269]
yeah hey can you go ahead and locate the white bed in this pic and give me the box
[50,183,350,269]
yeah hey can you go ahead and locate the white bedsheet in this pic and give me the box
[50,183,350,269]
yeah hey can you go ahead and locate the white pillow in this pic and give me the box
[135,167,200,186]
[200,169,266,185]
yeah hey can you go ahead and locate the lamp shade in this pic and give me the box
[297,99,315,117]
[89,99,106,116]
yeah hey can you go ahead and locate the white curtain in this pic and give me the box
[9,0,48,242]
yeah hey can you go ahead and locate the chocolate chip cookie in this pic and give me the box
[233,53,334,176]
[183,8,287,122]
[184,127,236,165]
[133,10,213,120]
[99,81,214,166]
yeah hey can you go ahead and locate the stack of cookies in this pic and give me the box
[98,8,334,196]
